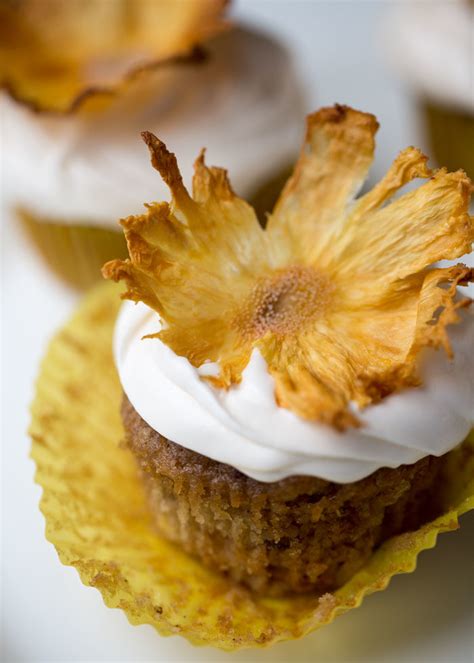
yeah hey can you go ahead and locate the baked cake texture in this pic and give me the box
[122,395,445,596]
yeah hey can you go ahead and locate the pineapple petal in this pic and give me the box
[267,105,378,263]
[257,265,471,426]
[333,265,472,408]
[103,134,267,371]
[334,167,473,281]
[350,146,432,216]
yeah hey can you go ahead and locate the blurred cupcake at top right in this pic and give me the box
[386,1,473,179]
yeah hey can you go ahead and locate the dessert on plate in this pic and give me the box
[386,1,474,178]
[2,0,303,287]
[30,105,474,648]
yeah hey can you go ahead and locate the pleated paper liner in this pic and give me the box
[19,209,128,290]
[30,281,474,650]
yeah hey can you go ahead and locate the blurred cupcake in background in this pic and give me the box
[1,0,304,288]
[386,1,473,179]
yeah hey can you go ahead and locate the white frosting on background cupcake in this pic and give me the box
[2,27,304,227]
[385,2,473,112]
[115,296,474,485]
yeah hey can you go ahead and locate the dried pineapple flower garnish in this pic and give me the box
[0,0,228,113]
[103,105,473,428]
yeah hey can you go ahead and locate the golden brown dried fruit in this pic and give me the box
[103,105,474,428]
[0,0,228,113]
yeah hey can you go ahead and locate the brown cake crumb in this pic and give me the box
[122,395,445,597]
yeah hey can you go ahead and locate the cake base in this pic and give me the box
[122,395,445,597]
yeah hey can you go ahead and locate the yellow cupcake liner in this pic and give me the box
[19,209,128,290]
[30,282,474,650]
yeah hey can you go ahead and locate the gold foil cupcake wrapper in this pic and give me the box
[30,282,474,650]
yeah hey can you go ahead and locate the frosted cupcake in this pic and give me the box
[386,1,474,178]
[103,105,474,596]
[30,105,474,647]
[2,0,304,288]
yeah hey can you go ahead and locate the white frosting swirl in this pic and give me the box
[115,298,474,484]
[2,27,304,226]
[385,2,474,112]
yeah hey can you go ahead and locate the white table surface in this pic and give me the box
[2,2,473,661]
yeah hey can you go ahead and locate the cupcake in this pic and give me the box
[386,2,474,178]
[103,105,474,597]
[2,0,304,288]
[31,105,474,647]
